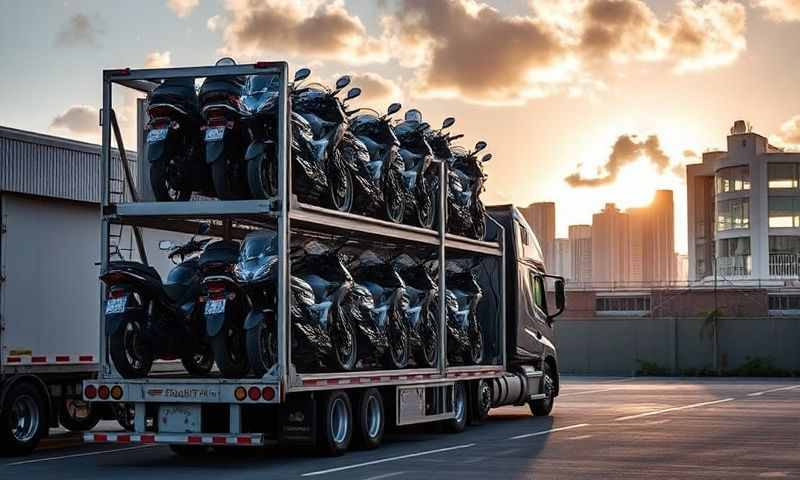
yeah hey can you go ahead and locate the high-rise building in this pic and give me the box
[553,238,572,280]
[520,202,555,269]
[568,225,592,283]
[628,190,676,284]
[687,121,800,281]
[592,203,630,283]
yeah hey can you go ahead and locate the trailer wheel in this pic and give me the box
[444,382,467,434]
[170,444,209,457]
[529,363,555,417]
[0,382,48,456]
[59,399,100,432]
[354,388,384,450]
[470,379,492,424]
[318,391,353,456]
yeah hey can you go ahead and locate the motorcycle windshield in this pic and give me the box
[243,74,280,114]
[236,231,279,282]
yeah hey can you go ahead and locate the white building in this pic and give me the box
[687,121,800,281]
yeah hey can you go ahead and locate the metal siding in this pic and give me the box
[0,127,136,204]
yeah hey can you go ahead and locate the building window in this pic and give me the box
[768,164,798,189]
[715,166,751,193]
[716,237,751,276]
[716,198,749,231]
[768,236,800,276]
[768,197,800,228]
[596,295,651,315]
[768,294,800,312]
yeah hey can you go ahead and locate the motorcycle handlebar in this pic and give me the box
[448,134,464,141]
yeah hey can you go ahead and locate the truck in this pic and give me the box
[80,62,566,455]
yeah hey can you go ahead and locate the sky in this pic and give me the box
[2,0,800,253]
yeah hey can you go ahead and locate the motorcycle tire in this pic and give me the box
[326,160,354,213]
[329,303,357,371]
[180,345,214,376]
[467,322,483,365]
[246,320,277,377]
[149,161,192,201]
[109,318,154,378]
[210,322,249,378]
[471,202,487,241]
[416,307,438,368]
[384,310,409,370]
[246,150,278,199]
[211,157,243,201]
[417,181,437,230]
[383,170,406,224]
[59,399,100,432]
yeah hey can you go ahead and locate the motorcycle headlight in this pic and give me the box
[234,255,277,282]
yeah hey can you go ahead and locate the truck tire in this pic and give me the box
[470,379,492,424]
[0,382,48,456]
[109,318,154,378]
[353,388,384,450]
[529,363,556,417]
[211,322,249,378]
[318,391,353,456]
[444,382,467,434]
[59,399,100,432]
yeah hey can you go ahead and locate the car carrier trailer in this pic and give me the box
[81,62,565,455]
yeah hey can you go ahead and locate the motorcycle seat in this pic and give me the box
[108,261,162,284]
[300,274,333,300]
[199,240,240,267]
[150,79,200,117]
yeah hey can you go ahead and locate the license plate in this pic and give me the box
[147,128,167,143]
[105,297,127,314]
[205,298,226,315]
[205,126,225,141]
[159,404,201,433]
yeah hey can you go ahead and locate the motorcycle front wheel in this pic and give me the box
[210,321,249,378]
[467,321,483,365]
[212,157,248,200]
[383,170,406,224]
[109,318,154,378]
[326,161,354,213]
[329,303,357,371]
[416,307,438,368]
[150,161,192,201]
[416,181,437,230]
[384,310,409,370]
[246,320,277,377]
[471,202,487,241]
[246,151,278,199]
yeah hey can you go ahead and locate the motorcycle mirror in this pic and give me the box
[294,67,311,83]
[387,103,402,116]
[215,57,237,66]
[481,153,492,162]
[335,75,351,90]
[442,117,455,129]
[345,87,361,101]
[158,240,175,251]
[405,109,423,123]
[474,141,487,153]
[197,223,211,235]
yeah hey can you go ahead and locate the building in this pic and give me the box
[629,190,676,284]
[568,225,592,283]
[591,203,630,283]
[552,238,572,280]
[520,202,555,269]
[687,120,800,281]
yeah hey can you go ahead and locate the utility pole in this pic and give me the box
[712,256,719,373]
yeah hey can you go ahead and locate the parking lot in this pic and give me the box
[3,376,798,479]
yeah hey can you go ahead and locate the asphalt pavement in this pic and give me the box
[3,377,799,479]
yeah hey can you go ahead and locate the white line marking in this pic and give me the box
[509,423,590,440]
[301,444,475,477]
[363,472,406,480]
[747,385,800,397]
[6,444,157,466]
[560,387,624,397]
[614,398,735,422]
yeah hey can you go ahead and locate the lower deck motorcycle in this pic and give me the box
[100,228,214,378]
[444,261,484,365]
[395,257,440,368]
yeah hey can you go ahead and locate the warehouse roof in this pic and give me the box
[0,126,137,204]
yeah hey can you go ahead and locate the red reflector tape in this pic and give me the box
[31,356,47,363]
[188,436,202,444]
[7,357,21,363]
[212,436,227,445]
[117,434,130,443]
[55,355,70,362]
[141,435,155,444]
[95,434,108,442]
[79,355,94,362]
[236,436,252,445]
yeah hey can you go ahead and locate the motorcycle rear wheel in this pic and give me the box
[109,318,154,378]
[416,182,437,230]
[180,345,214,376]
[383,170,406,224]
[326,161,354,213]
[246,151,278,199]
[211,322,249,378]
[246,320,277,377]
[384,310,409,370]
[416,307,438,368]
[468,322,483,365]
[329,304,357,371]
[212,157,247,200]
[150,161,191,201]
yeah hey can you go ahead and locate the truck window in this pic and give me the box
[529,271,547,315]
[516,221,529,246]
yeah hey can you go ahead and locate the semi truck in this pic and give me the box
[77,62,566,456]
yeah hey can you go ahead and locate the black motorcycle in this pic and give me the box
[145,77,211,201]
[393,109,442,229]
[395,257,440,368]
[199,57,250,200]
[443,261,484,365]
[349,251,410,369]
[198,238,249,378]
[348,103,407,224]
[100,226,214,378]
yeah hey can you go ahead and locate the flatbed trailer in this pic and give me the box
[83,62,563,455]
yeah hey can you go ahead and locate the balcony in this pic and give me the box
[769,253,800,277]
[716,255,751,277]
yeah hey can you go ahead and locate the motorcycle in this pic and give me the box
[145,77,211,201]
[199,57,250,200]
[198,238,248,378]
[347,103,408,224]
[395,256,440,368]
[443,260,484,365]
[99,225,214,378]
[426,119,492,240]
[393,109,442,229]
[348,251,410,369]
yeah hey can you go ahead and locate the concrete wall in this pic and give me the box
[555,316,800,375]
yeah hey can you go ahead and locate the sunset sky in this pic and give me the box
[3,0,800,252]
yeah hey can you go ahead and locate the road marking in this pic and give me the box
[509,423,590,440]
[747,385,800,397]
[363,472,406,480]
[560,387,624,397]
[614,398,735,422]
[6,445,157,466]
[301,444,475,477]
[567,435,592,440]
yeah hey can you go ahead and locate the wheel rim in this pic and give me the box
[330,397,349,445]
[389,315,408,366]
[332,308,355,368]
[11,394,40,442]
[385,172,404,223]
[366,396,382,439]
[454,385,465,424]
[330,166,353,212]
[417,182,435,228]
[122,321,147,371]
[422,310,438,366]
[478,381,491,415]
[543,373,554,405]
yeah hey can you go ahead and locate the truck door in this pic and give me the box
[518,267,555,363]
[528,271,556,358]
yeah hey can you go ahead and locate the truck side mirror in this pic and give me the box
[548,277,565,322]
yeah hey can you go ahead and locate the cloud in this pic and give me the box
[666,0,746,73]
[207,14,222,32]
[56,14,101,46]
[752,0,800,22]
[219,0,389,64]
[144,51,172,68]
[167,0,199,18]
[579,0,667,64]
[773,115,800,150]
[50,105,98,136]
[343,72,403,107]
[565,134,672,187]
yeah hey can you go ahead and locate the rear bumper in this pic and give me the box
[84,431,264,447]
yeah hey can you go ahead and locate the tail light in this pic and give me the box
[207,113,228,127]
[101,271,126,285]
[108,288,127,299]
[148,105,175,118]
[110,385,124,400]
[248,387,261,401]
[84,385,97,399]
[234,387,247,401]
[98,385,110,400]
[261,386,275,401]
[206,282,226,300]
